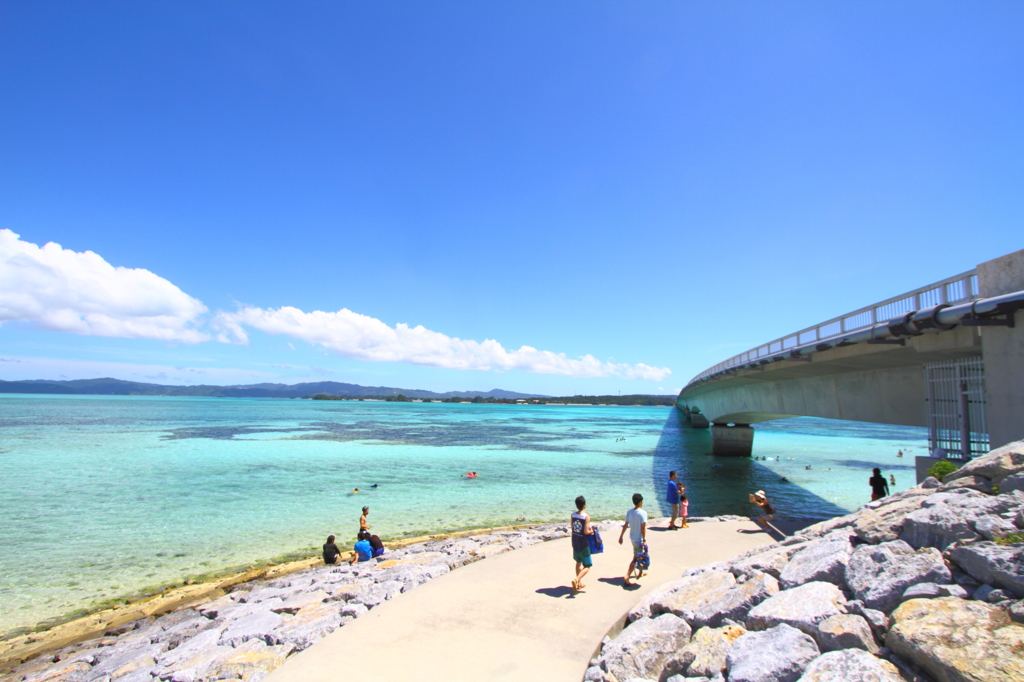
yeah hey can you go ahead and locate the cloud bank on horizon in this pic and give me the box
[0,230,671,381]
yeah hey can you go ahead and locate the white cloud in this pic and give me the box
[214,306,672,381]
[0,230,208,343]
[0,231,671,382]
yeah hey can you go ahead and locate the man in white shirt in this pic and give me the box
[617,493,648,586]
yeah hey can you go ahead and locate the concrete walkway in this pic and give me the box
[266,519,779,682]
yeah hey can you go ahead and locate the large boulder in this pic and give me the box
[948,542,1024,598]
[726,623,819,682]
[887,597,1024,682]
[779,532,853,589]
[853,489,934,544]
[729,543,805,579]
[900,490,1024,550]
[845,540,952,613]
[210,642,293,681]
[653,570,779,629]
[815,613,878,652]
[271,601,342,651]
[943,440,1024,487]
[796,649,903,682]
[218,609,286,647]
[746,582,845,637]
[664,624,746,679]
[596,614,692,681]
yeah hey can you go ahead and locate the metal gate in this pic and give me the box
[925,356,988,460]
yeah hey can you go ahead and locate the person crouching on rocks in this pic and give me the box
[749,490,776,531]
[350,530,374,564]
[571,495,594,594]
[323,534,342,565]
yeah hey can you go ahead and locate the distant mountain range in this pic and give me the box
[0,378,545,400]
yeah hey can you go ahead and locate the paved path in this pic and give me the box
[266,519,779,682]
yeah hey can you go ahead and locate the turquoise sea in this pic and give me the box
[0,395,926,636]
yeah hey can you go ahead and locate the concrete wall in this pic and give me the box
[978,248,1024,449]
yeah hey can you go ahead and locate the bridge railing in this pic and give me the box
[686,270,980,387]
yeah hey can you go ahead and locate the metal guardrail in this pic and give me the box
[684,270,981,390]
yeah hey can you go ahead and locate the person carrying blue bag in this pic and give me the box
[571,495,595,594]
[618,492,648,586]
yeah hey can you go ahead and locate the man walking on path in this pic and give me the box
[570,495,594,594]
[666,471,685,529]
[618,493,647,586]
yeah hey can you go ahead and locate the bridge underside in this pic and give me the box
[680,249,1024,459]
[681,326,983,456]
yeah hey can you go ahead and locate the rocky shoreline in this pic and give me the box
[585,440,1024,682]
[4,523,574,682]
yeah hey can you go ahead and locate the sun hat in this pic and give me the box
[755,490,766,499]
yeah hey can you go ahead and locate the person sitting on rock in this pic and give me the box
[368,533,386,557]
[749,491,776,531]
[350,530,374,564]
[323,534,342,565]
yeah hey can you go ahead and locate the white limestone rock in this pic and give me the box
[949,542,1024,598]
[729,543,806,580]
[671,624,746,679]
[654,571,779,630]
[845,540,952,613]
[746,582,846,638]
[218,610,285,647]
[852,489,933,544]
[597,614,692,682]
[901,489,1024,550]
[887,596,1024,682]
[271,602,342,651]
[796,649,902,682]
[814,613,878,652]
[726,623,819,682]
[942,439,1024,487]
[779,532,854,589]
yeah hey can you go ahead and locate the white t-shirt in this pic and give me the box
[625,507,648,545]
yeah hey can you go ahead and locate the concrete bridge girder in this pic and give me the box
[680,249,1024,459]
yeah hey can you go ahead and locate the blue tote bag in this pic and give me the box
[588,528,604,554]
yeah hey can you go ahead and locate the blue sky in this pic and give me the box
[1,2,1022,395]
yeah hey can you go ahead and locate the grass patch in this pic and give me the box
[995,532,1024,546]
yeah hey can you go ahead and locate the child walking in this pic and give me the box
[617,493,648,586]
[680,492,689,528]
[571,495,594,594]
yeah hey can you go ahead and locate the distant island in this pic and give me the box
[0,378,675,405]
[0,378,540,401]
[312,392,676,406]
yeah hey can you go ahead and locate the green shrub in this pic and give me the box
[927,460,959,482]
[995,532,1024,546]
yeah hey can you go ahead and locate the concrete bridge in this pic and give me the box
[677,249,1024,469]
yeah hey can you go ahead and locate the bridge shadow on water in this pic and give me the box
[650,409,851,522]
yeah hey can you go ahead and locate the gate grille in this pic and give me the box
[925,357,988,460]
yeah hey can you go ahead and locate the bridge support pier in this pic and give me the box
[711,423,754,457]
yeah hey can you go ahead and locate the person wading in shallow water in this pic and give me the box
[360,506,370,532]
[571,495,594,594]
[870,468,890,501]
